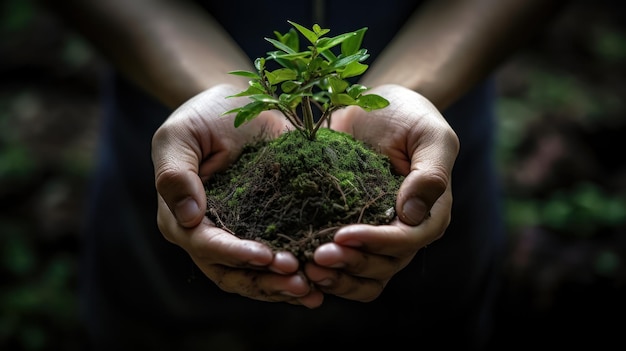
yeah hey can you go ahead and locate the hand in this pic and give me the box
[151,84,324,308]
[304,84,459,301]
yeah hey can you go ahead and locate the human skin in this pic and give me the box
[45,0,567,307]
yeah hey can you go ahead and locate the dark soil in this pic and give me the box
[205,128,403,263]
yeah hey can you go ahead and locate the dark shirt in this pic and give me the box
[81,1,504,349]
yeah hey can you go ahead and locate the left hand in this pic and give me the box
[304,84,459,302]
[152,85,323,308]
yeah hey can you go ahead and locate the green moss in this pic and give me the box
[205,128,403,263]
[265,224,278,234]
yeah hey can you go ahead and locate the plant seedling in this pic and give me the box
[207,21,401,262]
[222,20,389,140]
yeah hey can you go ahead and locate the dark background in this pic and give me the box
[1,0,625,349]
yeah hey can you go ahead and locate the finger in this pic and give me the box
[312,243,399,280]
[304,263,384,302]
[268,251,301,275]
[293,288,325,309]
[199,265,312,302]
[214,269,311,301]
[332,223,424,258]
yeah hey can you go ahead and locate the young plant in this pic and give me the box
[223,20,389,140]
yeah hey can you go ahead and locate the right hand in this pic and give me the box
[304,84,459,302]
[151,84,324,308]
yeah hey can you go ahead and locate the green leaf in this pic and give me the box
[273,56,298,70]
[288,20,318,44]
[250,80,264,90]
[234,101,267,127]
[339,61,369,79]
[330,51,367,69]
[266,68,297,85]
[254,57,265,72]
[267,50,311,61]
[265,37,298,54]
[274,28,299,52]
[331,93,357,106]
[341,27,367,56]
[346,84,369,99]
[281,80,300,93]
[248,94,280,104]
[308,56,327,73]
[228,70,260,79]
[356,94,390,111]
[221,106,244,116]
[328,76,349,94]
[312,23,330,37]
[227,85,265,97]
[279,93,302,110]
[316,32,358,53]
[320,49,337,62]
[328,56,358,71]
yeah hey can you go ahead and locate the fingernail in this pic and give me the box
[401,197,427,226]
[315,279,333,287]
[269,266,288,274]
[280,290,304,297]
[175,197,200,224]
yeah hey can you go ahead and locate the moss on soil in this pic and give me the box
[205,128,404,264]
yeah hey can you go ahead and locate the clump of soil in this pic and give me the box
[205,128,404,263]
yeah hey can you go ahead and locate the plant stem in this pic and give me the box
[302,95,315,140]
[279,107,304,132]
[313,106,337,135]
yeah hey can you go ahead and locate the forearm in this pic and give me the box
[360,0,567,110]
[43,0,251,109]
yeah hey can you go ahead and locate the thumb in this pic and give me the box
[156,169,206,228]
[396,167,449,226]
[152,128,206,228]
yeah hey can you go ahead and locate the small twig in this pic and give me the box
[357,191,389,223]
[208,207,235,235]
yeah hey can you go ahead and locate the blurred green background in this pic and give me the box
[1,0,625,349]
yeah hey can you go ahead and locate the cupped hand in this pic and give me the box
[305,84,459,301]
[151,84,323,308]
